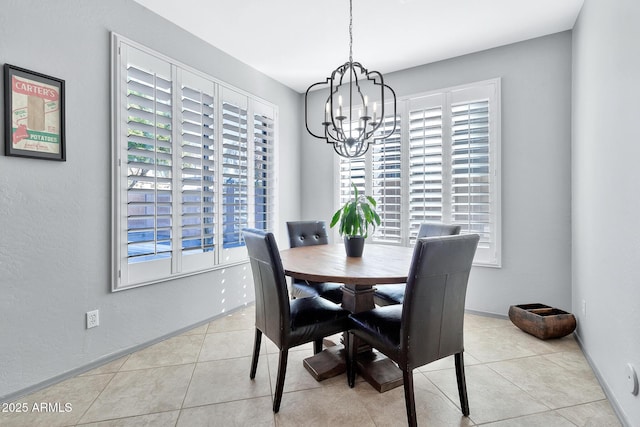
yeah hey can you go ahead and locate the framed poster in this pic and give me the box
[4,64,66,161]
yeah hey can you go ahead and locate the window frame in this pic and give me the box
[111,33,278,291]
[334,79,501,267]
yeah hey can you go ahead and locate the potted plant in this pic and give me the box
[330,184,381,257]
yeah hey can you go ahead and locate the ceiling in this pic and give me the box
[133,0,584,93]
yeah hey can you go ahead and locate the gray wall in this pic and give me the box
[0,0,301,399]
[302,32,573,316]
[572,0,640,424]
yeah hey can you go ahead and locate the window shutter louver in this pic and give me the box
[253,111,275,233]
[451,100,491,249]
[408,105,444,243]
[372,114,402,243]
[221,95,249,249]
[179,78,216,258]
[126,64,173,264]
[339,156,366,207]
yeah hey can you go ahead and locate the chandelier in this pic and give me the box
[304,0,397,158]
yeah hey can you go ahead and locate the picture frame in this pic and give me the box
[4,64,66,161]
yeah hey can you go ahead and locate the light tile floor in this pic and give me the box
[1,305,621,426]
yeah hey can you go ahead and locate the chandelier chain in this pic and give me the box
[349,0,353,64]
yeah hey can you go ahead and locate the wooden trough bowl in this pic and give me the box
[508,303,576,340]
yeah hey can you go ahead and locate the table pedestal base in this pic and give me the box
[355,350,403,393]
[303,345,346,381]
[302,346,403,392]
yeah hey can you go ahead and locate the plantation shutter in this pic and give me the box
[408,95,444,243]
[253,102,275,233]
[339,155,366,207]
[371,112,402,243]
[114,35,280,290]
[334,80,500,266]
[451,98,491,248]
[221,88,249,261]
[179,71,216,271]
[125,51,174,266]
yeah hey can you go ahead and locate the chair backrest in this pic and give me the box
[417,222,461,239]
[401,234,479,369]
[287,221,329,248]
[242,228,290,348]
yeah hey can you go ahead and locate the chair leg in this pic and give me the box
[250,329,262,379]
[346,332,356,388]
[313,338,323,354]
[403,369,417,427]
[455,352,470,416]
[273,348,289,413]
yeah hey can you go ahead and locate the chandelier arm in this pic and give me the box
[334,143,346,157]
[325,129,340,144]
[305,78,336,140]
[329,62,350,141]
[333,140,368,158]
[381,83,398,139]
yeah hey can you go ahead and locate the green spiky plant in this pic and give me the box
[330,184,381,238]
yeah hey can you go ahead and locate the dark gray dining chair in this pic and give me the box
[346,234,479,427]
[373,222,461,306]
[286,221,343,304]
[242,228,350,413]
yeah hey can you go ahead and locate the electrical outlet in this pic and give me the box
[86,310,99,329]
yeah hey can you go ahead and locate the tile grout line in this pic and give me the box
[483,353,556,409]
[174,335,204,427]
[481,353,599,423]
[483,347,606,413]
[72,354,132,426]
[417,369,476,424]
[75,409,181,426]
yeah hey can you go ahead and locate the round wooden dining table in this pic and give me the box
[279,243,416,392]
[280,243,415,312]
